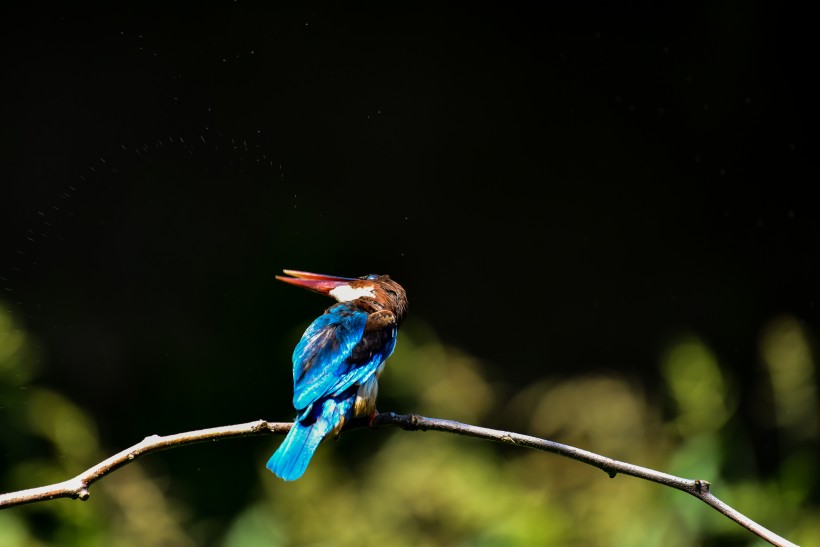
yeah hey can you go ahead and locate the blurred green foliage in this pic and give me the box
[1,303,818,546]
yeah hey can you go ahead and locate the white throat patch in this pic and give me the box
[330,284,375,302]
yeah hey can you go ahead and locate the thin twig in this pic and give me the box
[0,413,798,547]
[371,413,798,547]
[0,420,291,509]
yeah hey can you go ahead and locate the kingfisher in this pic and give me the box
[266,269,408,481]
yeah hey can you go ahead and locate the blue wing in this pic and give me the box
[291,302,383,410]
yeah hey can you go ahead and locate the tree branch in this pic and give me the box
[0,413,797,547]
[0,420,291,509]
[371,413,798,547]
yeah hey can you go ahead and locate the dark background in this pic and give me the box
[1,0,817,534]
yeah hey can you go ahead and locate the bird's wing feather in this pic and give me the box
[292,303,385,410]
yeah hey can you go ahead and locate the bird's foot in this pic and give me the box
[367,410,380,428]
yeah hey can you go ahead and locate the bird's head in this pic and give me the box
[277,269,408,323]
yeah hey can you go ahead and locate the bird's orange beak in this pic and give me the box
[276,269,354,295]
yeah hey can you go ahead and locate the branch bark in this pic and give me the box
[0,412,798,547]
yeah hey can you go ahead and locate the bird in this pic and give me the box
[267,269,408,481]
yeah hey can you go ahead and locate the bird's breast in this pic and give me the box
[352,366,383,417]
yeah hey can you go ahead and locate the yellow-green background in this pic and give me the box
[2,306,818,545]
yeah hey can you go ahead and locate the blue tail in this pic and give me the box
[268,394,356,480]
[266,419,328,481]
